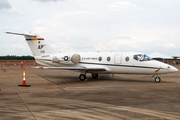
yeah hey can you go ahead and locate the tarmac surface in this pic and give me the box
[0,65,180,120]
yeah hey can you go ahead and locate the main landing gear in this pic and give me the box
[79,74,87,81]
[78,74,99,81]
[92,74,98,78]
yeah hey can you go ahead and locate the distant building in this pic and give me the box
[148,52,173,60]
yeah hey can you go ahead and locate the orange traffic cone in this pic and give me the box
[18,68,31,87]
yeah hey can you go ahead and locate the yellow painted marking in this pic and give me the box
[31,38,38,40]
[78,79,80,81]
[84,79,88,81]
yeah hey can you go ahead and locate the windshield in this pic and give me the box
[133,54,143,61]
[139,54,153,61]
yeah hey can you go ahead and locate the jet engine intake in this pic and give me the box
[71,54,81,64]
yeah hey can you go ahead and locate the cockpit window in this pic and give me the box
[133,54,152,61]
[133,54,142,61]
[139,54,153,61]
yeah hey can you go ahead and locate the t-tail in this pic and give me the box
[6,32,59,58]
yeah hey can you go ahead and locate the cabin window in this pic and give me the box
[125,56,129,62]
[133,54,142,61]
[99,57,102,61]
[107,57,111,62]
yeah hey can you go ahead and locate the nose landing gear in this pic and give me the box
[154,76,161,83]
[152,73,161,83]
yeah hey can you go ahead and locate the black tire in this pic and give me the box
[92,74,98,78]
[79,74,86,81]
[155,77,161,83]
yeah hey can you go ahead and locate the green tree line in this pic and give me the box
[0,55,35,60]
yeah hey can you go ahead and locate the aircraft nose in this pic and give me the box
[169,66,178,73]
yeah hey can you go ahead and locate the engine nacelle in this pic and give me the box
[52,56,59,63]
[71,54,81,64]
[52,53,81,64]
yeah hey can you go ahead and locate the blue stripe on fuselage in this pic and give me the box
[26,39,32,41]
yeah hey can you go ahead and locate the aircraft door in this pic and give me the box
[114,53,122,64]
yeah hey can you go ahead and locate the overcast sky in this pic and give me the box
[0,0,180,56]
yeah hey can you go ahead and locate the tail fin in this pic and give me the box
[6,32,59,57]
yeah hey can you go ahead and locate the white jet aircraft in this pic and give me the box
[6,32,178,83]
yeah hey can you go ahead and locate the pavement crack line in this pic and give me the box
[16,93,37,120]
[36,74,58,85]
[1,66,6,73]
[36,74,66,91]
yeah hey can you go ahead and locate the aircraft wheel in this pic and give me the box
[92,74,98,78]
[79,74,86,81]
[155,77,161,83]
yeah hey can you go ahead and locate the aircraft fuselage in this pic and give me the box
[35,52,178,75]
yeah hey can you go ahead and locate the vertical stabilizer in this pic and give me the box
[6,32,59,57]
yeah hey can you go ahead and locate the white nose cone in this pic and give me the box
[169,66,178,73]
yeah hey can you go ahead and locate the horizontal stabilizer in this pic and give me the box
[33,67,107,71]
[6,32,37,37]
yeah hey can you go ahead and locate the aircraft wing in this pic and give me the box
[33,67,107,71]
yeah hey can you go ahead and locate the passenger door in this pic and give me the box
[114,53,122,64]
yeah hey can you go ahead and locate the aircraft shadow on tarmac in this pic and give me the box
[36,71,154,85]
